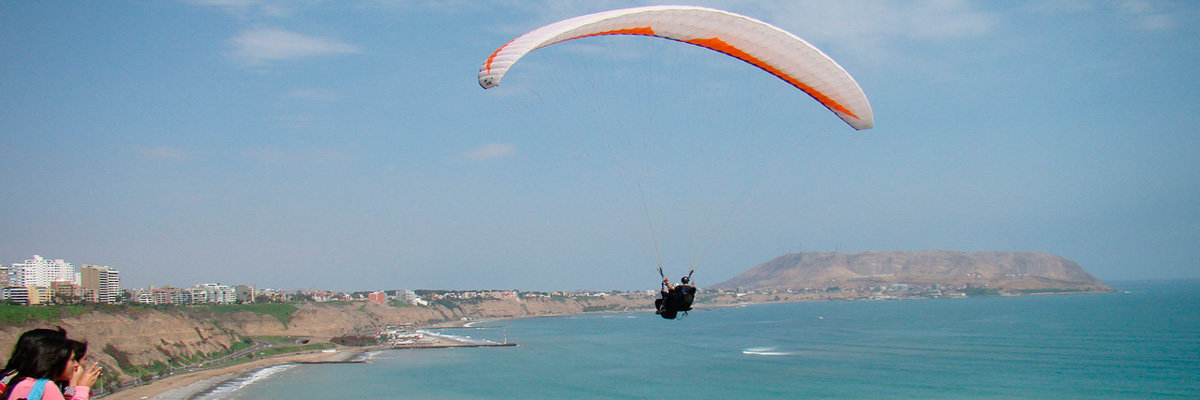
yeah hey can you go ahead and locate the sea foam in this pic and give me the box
[742,347,793,356]
[191,364,298,400]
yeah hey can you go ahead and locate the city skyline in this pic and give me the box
[1,252,648,308]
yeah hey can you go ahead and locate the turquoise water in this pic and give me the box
[217,280,1199,399]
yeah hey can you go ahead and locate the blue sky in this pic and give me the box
[2,1,1197,291]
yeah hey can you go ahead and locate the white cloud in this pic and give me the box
[226,28,359,66]
[1116,0,1178,31]
[743,0,998,61]
[461,143,517,161]
[1025,0,1182,32]
[135,146,189,161]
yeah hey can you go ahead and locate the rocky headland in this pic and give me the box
[714,250,1110,292]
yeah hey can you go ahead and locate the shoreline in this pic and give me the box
[98,348,372,400]
[97,323,523,400]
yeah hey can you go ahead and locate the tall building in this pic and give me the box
[235,285,255,303]
[10,255,78,287]
[81,265,121,304]
[195,283,236,304]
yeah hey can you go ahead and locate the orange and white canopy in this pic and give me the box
[478,5,874,130]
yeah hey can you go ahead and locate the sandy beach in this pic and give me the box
[99,348,365,400]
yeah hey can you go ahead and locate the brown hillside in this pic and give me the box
[714,251,1109,291]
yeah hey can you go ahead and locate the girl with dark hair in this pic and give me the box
[0,327,68,391]
[0,337,100,400]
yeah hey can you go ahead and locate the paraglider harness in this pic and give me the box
[655,267,696,319]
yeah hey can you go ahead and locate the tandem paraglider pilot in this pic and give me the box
[655,276,696,319]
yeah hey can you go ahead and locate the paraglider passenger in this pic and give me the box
[656,276,696,319]
[675,276,693,292]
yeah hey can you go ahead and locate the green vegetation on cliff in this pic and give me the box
[192,303,298,326]
[0,303,300,327]
[0,304,111,325]
[1,305,77,325]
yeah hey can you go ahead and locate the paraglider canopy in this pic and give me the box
[478,5,873,130]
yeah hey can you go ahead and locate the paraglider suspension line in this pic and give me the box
[636,181,663,269]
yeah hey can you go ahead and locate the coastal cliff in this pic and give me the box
[714,251,1110,291]
[0,294,650,383]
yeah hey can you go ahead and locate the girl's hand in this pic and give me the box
[70,362,102,387]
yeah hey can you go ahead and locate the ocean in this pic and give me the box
[204,280,1198,399]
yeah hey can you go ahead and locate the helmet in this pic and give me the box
[680,276,690,284]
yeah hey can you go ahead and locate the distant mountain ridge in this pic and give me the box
[713,251,1110,291]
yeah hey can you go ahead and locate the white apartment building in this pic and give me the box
[81,265,121,304]
[396,290,429,306]
[195,283,236,304]
[127,285,233,306]
[184,288,208,304]
[10,255,78,287]
[133,290,155,304]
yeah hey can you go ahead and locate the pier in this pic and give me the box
[390,342,517,350]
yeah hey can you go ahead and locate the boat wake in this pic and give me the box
[742,347,793,356]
